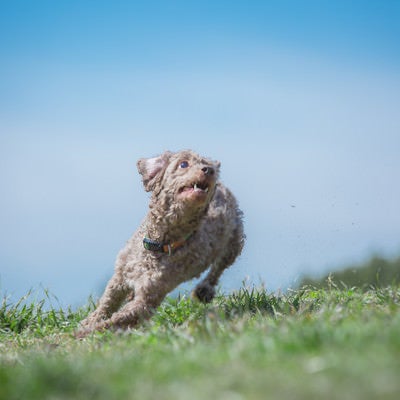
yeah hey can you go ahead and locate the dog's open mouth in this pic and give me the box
[178,180,213,203]
[179,181,210,194]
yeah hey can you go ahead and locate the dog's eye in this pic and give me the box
[180,161,189,169]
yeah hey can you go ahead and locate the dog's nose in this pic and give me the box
[202,166,214,176]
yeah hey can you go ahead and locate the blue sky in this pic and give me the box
[1,1,400,306]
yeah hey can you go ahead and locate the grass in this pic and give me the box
[1,285,400,399]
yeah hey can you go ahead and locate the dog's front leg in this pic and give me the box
[105,288,166,330]
[78,273,129,331]
[75,298,147,337]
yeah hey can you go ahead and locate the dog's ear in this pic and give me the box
[137,151,173,192]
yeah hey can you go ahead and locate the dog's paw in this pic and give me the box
[77,318,91,329]
[74,320,110,339]
[192,282,216,303]
[74,327,91,339]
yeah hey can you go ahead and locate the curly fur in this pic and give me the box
[76,150,244,336]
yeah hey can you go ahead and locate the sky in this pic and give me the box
[1,0,400,307]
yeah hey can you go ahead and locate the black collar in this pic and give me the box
[143,233,193,256]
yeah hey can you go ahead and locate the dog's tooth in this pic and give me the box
[205,187,209,193]
[194,183,198,190]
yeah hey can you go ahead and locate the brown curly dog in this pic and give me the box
[77,149,244,336]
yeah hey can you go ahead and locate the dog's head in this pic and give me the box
[137,150,220,210]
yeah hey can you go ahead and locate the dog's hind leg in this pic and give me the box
[193,225,244,303]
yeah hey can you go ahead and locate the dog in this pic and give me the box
[77,150,244,336]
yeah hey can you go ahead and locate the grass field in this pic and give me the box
[1,285,400,400]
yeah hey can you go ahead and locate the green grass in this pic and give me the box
[1,286,400,400]
[299,254,400,289]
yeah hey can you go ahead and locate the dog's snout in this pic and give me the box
[202,166,214,176]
